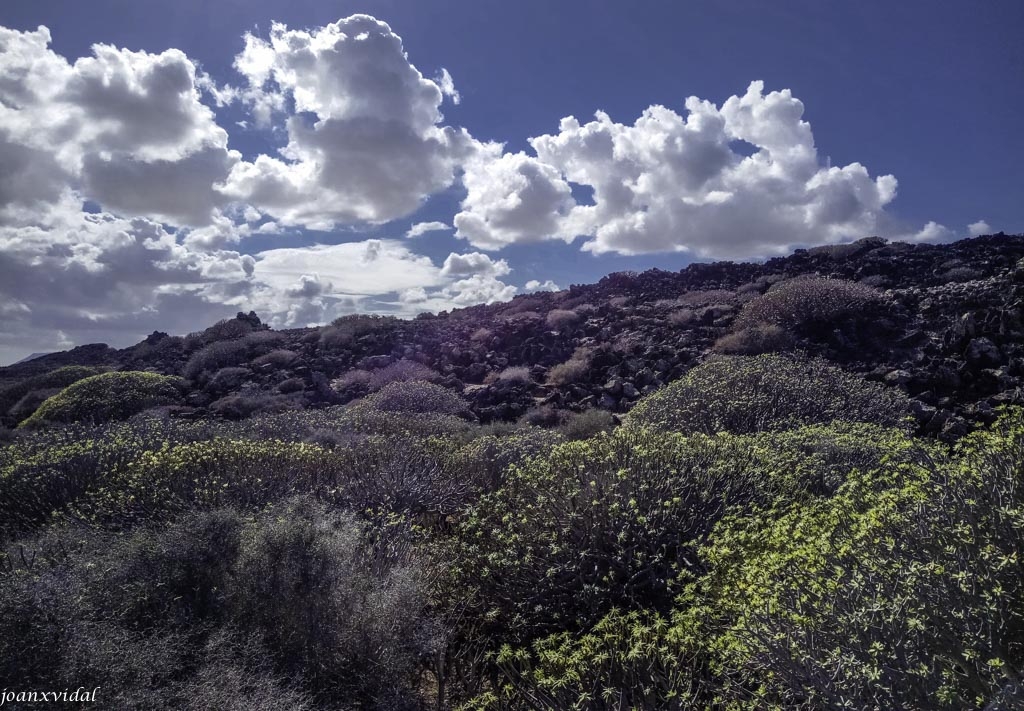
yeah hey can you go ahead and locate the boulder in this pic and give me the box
[966,337,1003,367]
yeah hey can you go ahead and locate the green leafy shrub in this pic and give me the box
[734,275,886,331]
[471,609,692,711]
[19,372,184,429]
[451,428,776,646]
[676,410,1024,710]
[448,428,563,493]
[0,365,103,424]
[458,422,941,710]
[626,354,911,435]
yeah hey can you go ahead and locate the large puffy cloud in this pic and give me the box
[455,81,902,258]
[0,25,236,227]
[440,251,511,278]
[221,16,476,228]
[0,18,970,362]
[454,147,575,249]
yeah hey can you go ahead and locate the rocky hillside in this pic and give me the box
[3,233,1024,439]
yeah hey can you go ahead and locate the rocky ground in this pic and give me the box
[4,233,1024,439]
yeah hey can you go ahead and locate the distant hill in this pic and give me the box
[2,233,1022,437]
[9,352,53,366]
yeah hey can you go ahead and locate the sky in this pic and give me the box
[0,0,1021,364]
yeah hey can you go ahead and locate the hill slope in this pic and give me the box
[3,233,1023,437]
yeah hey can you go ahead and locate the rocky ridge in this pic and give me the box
[3,233,1024,439]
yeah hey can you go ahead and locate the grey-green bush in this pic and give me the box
[627,354,911,435]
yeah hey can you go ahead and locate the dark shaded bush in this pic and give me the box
[518,405,561,427]
[249,349,297,369]
[126,334,186,365]
[0,499,437,709]
[184,339,249,380]
[184,313,265,349]
[331,436,476,519]
[7,387,62,423]
[228,497,440,706]
[557,408,617,441]
[20,372,184,428]
[209,393,299,420]
[320,314,399,349]
[734,275,886,331]
[183,331,284,380]
[206,366,251,393]
[277,377,305,394]
[627,354,911,435]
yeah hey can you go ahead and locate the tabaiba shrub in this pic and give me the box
[626,354,911,435]
[350,380,472,417]
[674,408,1024,710]
[451,428,777,647]
[734,275,886,331]
[19,372,184,429]
[0,365,105,424]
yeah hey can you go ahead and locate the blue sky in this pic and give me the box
[0,1,1021,362]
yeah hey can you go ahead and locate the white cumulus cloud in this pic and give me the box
[0,25,237,227]
[221,16,476,228]
[456,81,905,258]
[968,220,992,237]
[406,220,451,238]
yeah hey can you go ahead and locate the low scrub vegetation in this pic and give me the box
[2,310,1022,711]
[19,371,184,428]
